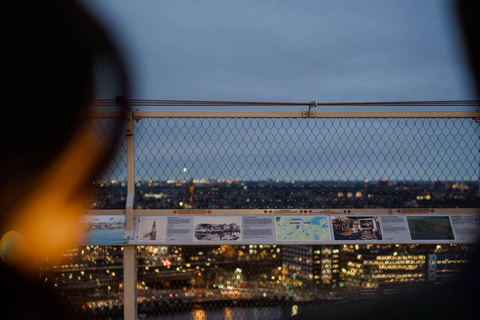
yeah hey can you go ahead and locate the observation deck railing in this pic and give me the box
[64,107,480,319]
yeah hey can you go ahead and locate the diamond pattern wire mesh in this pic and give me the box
[89,118,127,209]
[52,115,479,320]
[133,117,479,209]
[135,117,478,183]
[131,116,478,319]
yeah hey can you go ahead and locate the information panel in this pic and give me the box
[125,211,480,245]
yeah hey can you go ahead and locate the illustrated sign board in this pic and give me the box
[79,209,480,245]
[126,212,480,245]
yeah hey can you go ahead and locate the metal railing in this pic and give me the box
[42,109,480,320]
[91,110,480,210]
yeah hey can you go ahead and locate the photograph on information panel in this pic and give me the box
[407,216,455,240]
[332,216,383,241]
[80,215,127,245]
[194,216,242,241]
[139,217,166,242]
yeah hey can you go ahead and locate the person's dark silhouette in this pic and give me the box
[2,0,129,318]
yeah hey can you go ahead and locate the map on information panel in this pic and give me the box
[276,216,331,241]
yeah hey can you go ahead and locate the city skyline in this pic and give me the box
[91,179,479,210]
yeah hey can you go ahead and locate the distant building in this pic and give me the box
[339,244,427,289]
[185,178,195,208]
[427,246,472,283]
[282,245,340,290]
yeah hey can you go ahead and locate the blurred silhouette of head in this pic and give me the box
[2,0,129,270]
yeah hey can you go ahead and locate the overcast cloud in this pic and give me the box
[82,0,476,109]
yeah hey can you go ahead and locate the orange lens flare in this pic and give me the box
[5,124,104,271]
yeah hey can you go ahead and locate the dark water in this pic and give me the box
[143,305,305,320]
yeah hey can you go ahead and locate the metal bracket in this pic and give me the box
[116,96,134,135]
[125,110,133,136]
[303,101,317,118]
[124,193,135,240]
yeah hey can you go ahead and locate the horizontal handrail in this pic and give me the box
[93,98,480,107]
[92,110,480,119]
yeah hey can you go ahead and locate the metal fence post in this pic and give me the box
[123,245,137,320]
[122,103,137,320]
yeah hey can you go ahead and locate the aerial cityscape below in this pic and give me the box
[90,179,479,210]
[33,178,473,318]
[39,242,476,319]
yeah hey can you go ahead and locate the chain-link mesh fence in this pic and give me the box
[133,117,479,209]
[135,118,478,183]
[89,118,127,209]
[46,115,480,319]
